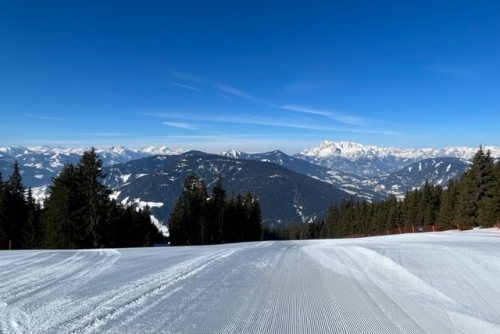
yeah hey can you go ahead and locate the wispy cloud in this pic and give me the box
[162,122,197,130]
[424,65,478,79]
[167,69,275,106]
[169,81,202,91]
[154,112,398,135]
[280,104,367,126]
[25,113,68,121]
[168,69,207,85]
[281,79,330,94]
[214,84,258,102]
[85,133,134,137]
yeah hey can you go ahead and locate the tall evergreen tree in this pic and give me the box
[455,147,492,227]
[43,163,85,248]
[436,180,459,229]
[207,175,226,244]
[168,174,208,245]
[0,172,7,248]
[476,150,497,226]
[76,148,112,248]
[245,193,262,241]
[22,188,43,249]
[2,161,27,249]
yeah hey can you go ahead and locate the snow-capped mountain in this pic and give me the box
[0,145,182,189]
[103,151,350,226]
[362,157,470,198]
[296,141,499,177]
[221,149,382,201]
[0,142,491,223]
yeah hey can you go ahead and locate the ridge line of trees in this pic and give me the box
[2,146,498,247]
[265,147,500,240]
[0,148,163,250]
[168,174,262,245]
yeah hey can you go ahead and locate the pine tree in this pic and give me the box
[436,180,459,229]
[76,148,112,248]
[22,188,43,249]
[454,147,492,227]
[2,161,28,249]
[476,150,496,226]
[246,195,262,241]
[168,174,208,245]
[0,172,7,248]
[40,150,161,249]
[207,175,226,244]
[43,163,85,248]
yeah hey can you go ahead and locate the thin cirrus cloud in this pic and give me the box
[153,112,396,135]
[168,69,270,104]
[85,133,134,137]
[279,104,368,126]
[25,113,68,121]
[149,112,329,131]
[169,81,202,91]
[168,69,207,85]
[424,65,478,80]
[167,70,367,127]
[213,84,258,102]
[162,121,198,130]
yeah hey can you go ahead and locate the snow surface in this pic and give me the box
[1,229,500,333]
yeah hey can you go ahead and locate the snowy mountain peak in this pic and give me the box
[301,141,392,160]
[222,149,243,159]
[300,141,500,161]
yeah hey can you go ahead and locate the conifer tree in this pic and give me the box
[436,180,459,229]
[43,163,85,248]
[207,175,226,244]
[476,150,496,226]
[455,147,490,227]
[168,174,208,245]
[22,188,43,249]
[76,148,112,248]
[246,194,262,241]
[0,172,7,248]
[2,161,27,249]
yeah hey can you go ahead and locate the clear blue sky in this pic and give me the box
[1,0,498,154]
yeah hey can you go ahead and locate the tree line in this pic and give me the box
[168,174,262,245]
[2,146,497,247]
[265,147,500,240]
[0,148,164,250]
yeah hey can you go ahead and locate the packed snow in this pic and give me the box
[1,229,499,333]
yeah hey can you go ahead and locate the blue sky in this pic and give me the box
[0,0,498,154]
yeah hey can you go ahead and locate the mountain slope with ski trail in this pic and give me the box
[1,229,499,333]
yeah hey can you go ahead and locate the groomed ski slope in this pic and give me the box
[1,229,499,334]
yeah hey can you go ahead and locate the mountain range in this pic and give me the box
[1,141,497,227]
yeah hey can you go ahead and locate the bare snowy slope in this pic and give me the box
[1,229,499,333]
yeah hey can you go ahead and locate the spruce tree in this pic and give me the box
[207,175,226,244]
[22,188,43,249]
[436,180,459,229]
[476,150,496,226]
[0,172,7,248]
[168,174,208,245]
[246,194,262,241]
[3,161,28,249]
[76,148,112,247]
[43,163,85,248]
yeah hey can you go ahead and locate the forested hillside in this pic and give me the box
[0,148,163,250]
[268,147,500,240]
[2,147,498,248]
[168,174,262,246]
